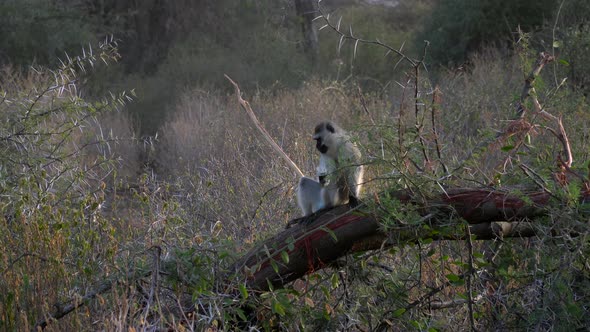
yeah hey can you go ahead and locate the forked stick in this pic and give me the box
[515,52,573,168]
[225,74,305,178]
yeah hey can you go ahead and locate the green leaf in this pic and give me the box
[239,283,248,300]
[559,59,570,66]
[446,273,461,282]
[287,236,295,251]
[330,273,339,289]
[392,308,406,317]
[320,226,338,242]
[236,308,247,321]
[421,237,433,244]
[281,251,289,264]
[501,145,514,152]
[272,301,286,316]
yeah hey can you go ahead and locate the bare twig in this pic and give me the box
[428,296,483,309]
[224,74,305,178]
[357,84,375,125]
[529,95,573,168]
[414,64,430,167]
[456,51,572,174]
[142,246,162,326]
[398,77,410,157]
[519,164,552,193]
[551,0,566,87]
[465,224,478,332]
[431,86,448,173]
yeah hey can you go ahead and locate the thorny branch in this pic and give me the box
[315,0,417,68]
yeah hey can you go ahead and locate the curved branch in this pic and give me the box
[225,74,305,178]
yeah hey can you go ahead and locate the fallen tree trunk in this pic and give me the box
[232,186,580,292]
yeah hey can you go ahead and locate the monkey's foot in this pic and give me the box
[348,196,360,208]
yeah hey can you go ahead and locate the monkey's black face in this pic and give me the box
[315,137,328,154]
[313,121,336,154]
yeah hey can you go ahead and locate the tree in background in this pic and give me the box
[556,0,590,94]
[295,0,320,67]
[418,0,555,67]
[0,0,96,68]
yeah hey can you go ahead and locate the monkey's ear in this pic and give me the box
[326,123,335,133]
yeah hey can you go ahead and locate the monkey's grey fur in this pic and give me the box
[297,121,364,216]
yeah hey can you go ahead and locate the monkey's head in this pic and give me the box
[313,121,341,157]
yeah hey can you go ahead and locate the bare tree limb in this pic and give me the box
[35,268,151,330]
[516,52,555,118]
[225,74,305,178]
[513,52,573,168]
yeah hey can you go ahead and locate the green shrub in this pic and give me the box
[0,41,141,330]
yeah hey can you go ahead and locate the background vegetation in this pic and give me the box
[1,0,589,330]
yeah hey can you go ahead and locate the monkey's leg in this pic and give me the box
[297,177,323,216]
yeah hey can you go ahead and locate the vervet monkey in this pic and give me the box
[297,121,364,216]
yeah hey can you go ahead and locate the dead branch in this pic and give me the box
[225,74,305,178]
[35,268,151,330]
[515,52,573,168]
[516,52,555,118]
[414,63,430,168]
